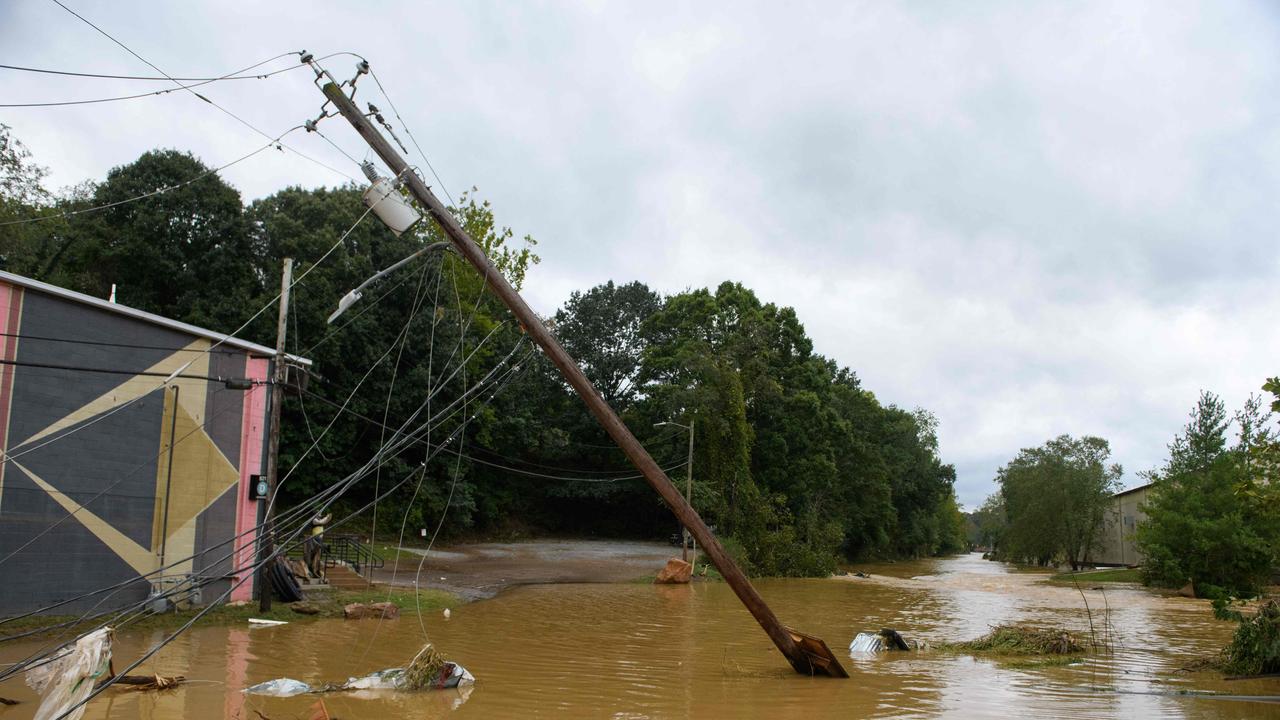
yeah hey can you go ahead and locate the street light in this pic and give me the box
[655,419,695,563]
[326,241,452,324]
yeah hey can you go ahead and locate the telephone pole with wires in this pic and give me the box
[258,257,293,612]
[307,60,847,679]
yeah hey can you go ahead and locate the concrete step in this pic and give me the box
[325,563,373,590]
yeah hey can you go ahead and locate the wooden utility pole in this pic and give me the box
[258,257,293,612]
[684,419,695,563]
[320,80,845,677]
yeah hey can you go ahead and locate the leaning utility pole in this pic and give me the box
[318,77,845,678]
[259,257,293,612]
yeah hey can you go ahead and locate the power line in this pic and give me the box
[0,179,377,472]
[0,59,299,82]
[0,385,246,569]
[299,385,679,482]
[0,51,371,83]
[0,330,252,355]
[0,356,259,384]
[0,52,305,108]
[49,318,538,715]
[47,0,357,184]
[368,69,456,208]
[301,270,419,355]
[313,126,364,169]
[0,129,299,226]
[7,302,535,694]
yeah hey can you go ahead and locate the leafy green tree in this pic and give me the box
[0,124,50,208]
[552,281,662,408]
[971,493,1008,552]
[0,124,90,280]
[1264,378,1280,413]
[934,490,969,554]
[998,435,1122,569]
[1137,391,1280,596]
[637,281,959,573]
[2,134,966,571]
[246,182,540,537]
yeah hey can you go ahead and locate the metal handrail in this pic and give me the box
[321,535,384,575]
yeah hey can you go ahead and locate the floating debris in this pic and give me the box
[244,643,474,697]
[849,629,915,654]
[402,644,446,690]
[25,627,112,720]
[849,632,883,654]
[244,678,312,698]
[105,674,185,691]
[945,625,1083,656]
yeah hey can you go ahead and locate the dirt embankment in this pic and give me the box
[371,539,680,601]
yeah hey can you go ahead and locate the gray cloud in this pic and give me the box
[3,0,1278,507]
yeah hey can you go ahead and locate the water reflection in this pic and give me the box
[2,552,1276,719]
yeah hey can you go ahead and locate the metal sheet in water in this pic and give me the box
[2,553,1277,719]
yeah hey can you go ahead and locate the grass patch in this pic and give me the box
[1048,567,1142,584]
[0,586,458,641]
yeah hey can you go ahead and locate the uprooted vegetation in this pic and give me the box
[940,625,1085,664]
[1220,599,1280,676]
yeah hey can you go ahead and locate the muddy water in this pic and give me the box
[4,552,1278,719]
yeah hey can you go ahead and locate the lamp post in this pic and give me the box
[655,420,694,563]
[326,241,453,324]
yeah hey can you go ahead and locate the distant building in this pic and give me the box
[1092,482,1154,567]
[0,271,308,615]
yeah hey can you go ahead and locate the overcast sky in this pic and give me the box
[3,1,1278,508]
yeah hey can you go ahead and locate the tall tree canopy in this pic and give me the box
[995,434,1122,569]
[1137,391,1280,597]
[0,133,964,576]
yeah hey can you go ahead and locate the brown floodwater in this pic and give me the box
[3,552,1278,719]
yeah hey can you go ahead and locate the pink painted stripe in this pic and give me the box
[230,355,269,602]
[0,283,23,505]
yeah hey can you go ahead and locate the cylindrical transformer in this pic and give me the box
[362,177,422,236]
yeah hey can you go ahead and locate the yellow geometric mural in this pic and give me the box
[12,338,241,576]
[151,384,240,575]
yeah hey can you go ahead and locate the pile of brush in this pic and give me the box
[400,644,448,690]
[946,625,1084,656]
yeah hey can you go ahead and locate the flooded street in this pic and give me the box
[4,552,1277,719]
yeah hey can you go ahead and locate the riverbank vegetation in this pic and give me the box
[1217,599,1280,676]
[1136,391,1280,599]
[1,128,964,578]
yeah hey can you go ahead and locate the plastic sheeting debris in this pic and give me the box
[243,664,474,697]
[243,677,314,697]
[25,627,112,720]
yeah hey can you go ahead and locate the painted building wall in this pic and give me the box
[0,279,271,615]
[1092,484,1153,567]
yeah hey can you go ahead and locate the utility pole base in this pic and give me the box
[786,629,850,678]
